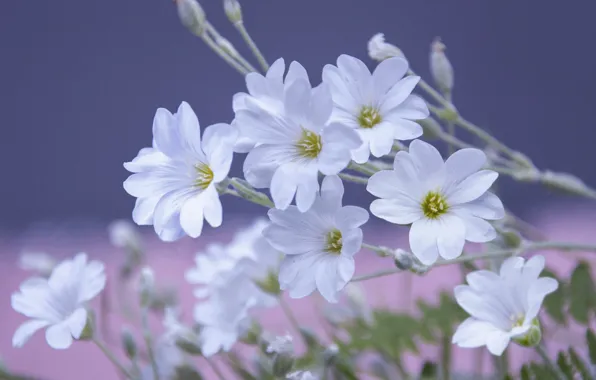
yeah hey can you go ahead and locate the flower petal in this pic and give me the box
[267,58,285,80]
[12,319,50,348]
[370,199,422,225]
[447,170,498,204]
[409,219,440,265]
[152,107,180,157]
[461,192,505,220]
[437,215,466,260]
[180,193,206,238]
[486,330,510,356]
[444,148,487,184]
[284,79,311,120]
[408,139,444,178]
[270,164,299,210]
[379,76,420,114]
[372,57,408,95]
[66,308,88,339]
[452,317,496,348]
[452,211,497,243]
[385,95,429,121]
[45,321,73,349]
[335,206,369,230]
[339,229,363,257]
[202,186,223,228]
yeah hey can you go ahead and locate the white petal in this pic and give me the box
[267,58,285,80]
[202,123,236,181]
[368,123,395,157]
[337,55,371,82]
[66,308,88,339]
[243,144,292,188]
[284,79,311,119]
[123,151,168,173]
[385,94,429,120]
[522,255,546,280]
[176,101,203,157]
[444,148,487,184]
[448,170,498,204]
[409,219,440,265]
[310,83,333,126]
[350,141,371,164]
[437,215,466,260]
[499,257,525,277]
[486,330,510,356]
[45,321,73,349]
[379,76,420,114]
[453,211,497,243]
[335,206,369,230]
[154,188,195,240]
[270,164,299,210]
[372,57,408,95]
[319,124,361,175]
[465,270,501,292]
[408,139,444,178]
[370,199,422,225]
[245,72,269,98]
[79,261,106,302]
[452,317,495,348]
[262,224,321,255]
[389,119,424,141]
[180,194,206,238]
[454,285,509,331]
[295,173,319,212]
[285,61,310,84]
[340,229,363,257]
[525,277,558,320]
[461,192,505,220]
[13,320,50,348]
[202,186,223,228]
[232,92,248,112]
[337,256,356,285]
[152,107,180,157]
[366,169,419,202]
[316,258,340,303]
[132,196,160,225]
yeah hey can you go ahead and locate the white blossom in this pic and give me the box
[267,333,294,354]
[123,101,237,241]
[367,33,404,61]
[322,55,428,164]
[367,139,504,265]
[430,37,454,96]
[11,253,106,349]
[287,371,318,380]
[18,252,56,277]
[453,255,558,355]
[237,71,361,211]
[107,219,142,252]
[264,175,369,302]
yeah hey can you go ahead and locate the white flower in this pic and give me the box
[237,73,361,211]
[18,252,56,277]
[367,33,404,61]
[263,175,369,302]
[107,219,142,251]
[140,335,185,380]
[287,371,318,380]
[232,58,311,153]
[430,37,454,95]
[367,139,504,265]
[322,55,428,164]
[11,253,106,349]
[123,101,237,241]
[453,255,558,355]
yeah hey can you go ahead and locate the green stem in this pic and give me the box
[535,345,566,380]
[338,172,369,185]
[141,308,160,380]
[234,21,269,72]
[205,23,258,73]
[199,31,249,76]
[361,242,392,257]
[92,337,134,379]
[204,357,226,380]
[440,334,451,380]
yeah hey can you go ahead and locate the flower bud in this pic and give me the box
[216,36,239,58]
[367,33,404,61]
[513,319,542,347]
[266,334,295,378]
[241,321,262,345]
[121,328,137,359]
[108,220,142,252]
[499,229,522,249]
[175,0,206,36]
[174,366,203,380]
[323,343,339,366]
[18,252,56,277]
[223,0,242,24]
[418,117,443,140]
[430,37,454,97]
[344,284,373,325]
[435,104,459,122]
[255,271,281,296]
[139,267,155,307]
[393,249,414,270]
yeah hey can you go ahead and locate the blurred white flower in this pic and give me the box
[367,139,504,265]
[453,255,558,355]
[322,55,428,164]
[18,252,56,277]
[140,335,186,380]
[11,253,106,349]
[264,175,369,302]
[367,33,404,61]
[123,101,237,241]
[266,333,294,354]
[238,74,361,211]
[287,371,318,380]
[232,58,309,153]
[430,37,454,97]
[107,219,142,252]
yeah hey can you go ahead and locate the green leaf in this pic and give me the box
[520,364,532,380]
[569,262,596,324]
[568,347,592,380]
[586,328,596,365]
[556,352,575,380]
[529,363,552,379]
[542,269,567,324]
[419,361,437,379]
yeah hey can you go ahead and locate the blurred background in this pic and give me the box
[2,0,596,379]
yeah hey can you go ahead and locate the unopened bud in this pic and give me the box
[241,321,262,345]
[418,117,443,140]
[323,343,339,365]
[216,36,239,58]
[272,353,295,377]
[430,37,454,98]
[223,0,242,24]
[287,371,317,380]
[367,33,404,62]
[139,267,155,307]
[436,105,459,123]
[176,0,206,36]
[18,252,56,277]
[255,271,281,296]
[513,319,542,347]
[175,366,203,380]
[500,229,522,249]
[393,249,414,270]
[121,328,137,359]
[108,220,142,252]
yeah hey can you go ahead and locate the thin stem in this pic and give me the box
[338,172,369,185]
[233,21,269,72]
[279,297,304,345]
[440,334,452,380]
[351,268,401,282]
[446,122,456,155]
[226,178,274,208]
[93,337,134,379]
[204,357,226,380]
[535,345,566,380]
[361,242,392,257]
[141,308,160,380]
[199,32,250,76]
[205,23,258,73]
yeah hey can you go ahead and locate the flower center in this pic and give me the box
[295,128,322,159]
[324,229,343,254]
[510,314,525,328]
[194,163,214,189]
[421,191,449,219]
[357,106,382,129]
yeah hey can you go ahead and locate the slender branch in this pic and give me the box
[233,21,269,72]
[205,23,258,73]
[279,297,305,345]
[92,337,134,379]
[199,31,250,75]
[535,345,566,380]
[141,307,160,380]
[204,357,226,380]
[338,172,369,185]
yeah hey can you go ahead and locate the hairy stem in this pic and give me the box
[141,307,160,380]
[233,21,269,72]
[93,337,134,379]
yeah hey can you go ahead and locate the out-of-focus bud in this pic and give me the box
[344,284,373,325]
[175,0,206,36]
[174,366,203,380]
[298,327,319,350]
[499,228,523,249]
[287,370,317,380]
[435,104,459,122]
[216,36,239,58]
[418,117,444,140]
[267,334,295,378]
[367,33,404,61]
[108,220,142,252]
[430,37,454,98]
[513,319,542,348]
[139,267,155,307]
[18,252,56,277]
[393,249,414,270]
[241,321,262,345]
[322,343,339,366]
[255,270,281,296]
[121,328,138,359]
[223,0,242,24]
[77,310,95,341]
